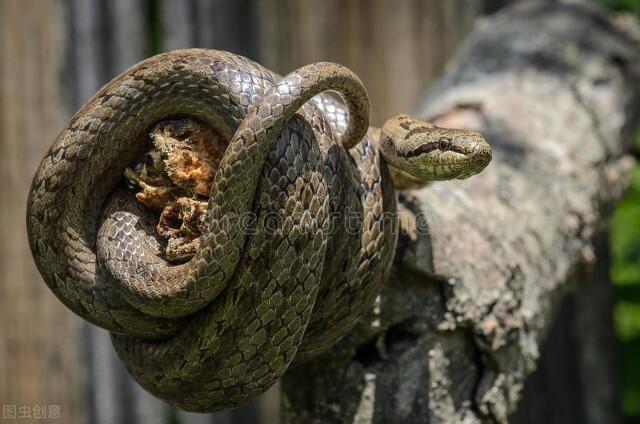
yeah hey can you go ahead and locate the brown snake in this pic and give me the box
[26,49,491,411]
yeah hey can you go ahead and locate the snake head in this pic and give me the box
[380,114,492,182]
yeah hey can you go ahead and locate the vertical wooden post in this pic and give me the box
[0,0,85,422]
[255,0,481,125]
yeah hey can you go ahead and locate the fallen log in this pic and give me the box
[282,3,640,422]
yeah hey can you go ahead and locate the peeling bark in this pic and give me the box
[282,3,640,423]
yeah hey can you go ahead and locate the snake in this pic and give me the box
[26,49,491,411]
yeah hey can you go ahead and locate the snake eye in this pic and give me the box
[438,137,450,150]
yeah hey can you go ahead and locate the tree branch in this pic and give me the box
[282,3,640,423]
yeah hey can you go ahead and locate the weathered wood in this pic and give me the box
[281,3,640,423]
[512,233,622,423]
[255,0,481,126]
[0,0,85,422]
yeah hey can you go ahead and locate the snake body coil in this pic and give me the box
[26,49,490,411]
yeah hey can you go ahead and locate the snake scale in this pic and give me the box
[26,49,491,411]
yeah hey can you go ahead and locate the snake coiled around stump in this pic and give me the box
[26,49,491,411]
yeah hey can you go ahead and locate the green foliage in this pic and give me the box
[619,336,640,416]
[600,0,640,15]
[612,167,640,286]
[611,124,640,419]
[601,0,640,416]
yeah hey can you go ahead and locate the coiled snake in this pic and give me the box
[26,49,491,411]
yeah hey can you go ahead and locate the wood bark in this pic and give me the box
[281,3,640,423]
[512,233,621,423]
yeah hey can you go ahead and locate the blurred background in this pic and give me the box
[0,0,638,423]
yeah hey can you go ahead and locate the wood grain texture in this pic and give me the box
[255,0,481,126]
[0,0,85,422]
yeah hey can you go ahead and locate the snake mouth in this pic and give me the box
[446,148,492,180]
[405,142,471,158]
[459,142,492,177]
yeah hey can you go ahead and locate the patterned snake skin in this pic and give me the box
[26,49,491,411]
